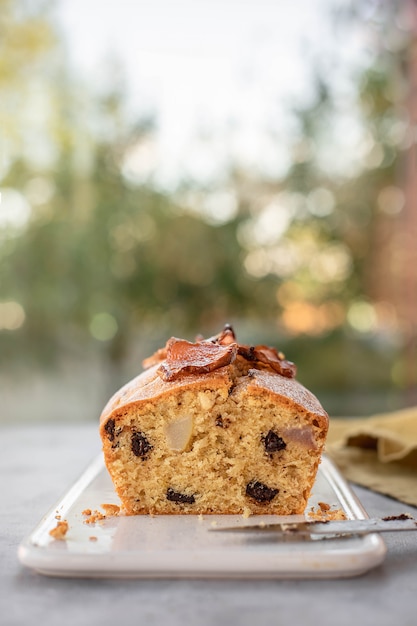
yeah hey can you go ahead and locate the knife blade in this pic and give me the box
[210,515,417,538]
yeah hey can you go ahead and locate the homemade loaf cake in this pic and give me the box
[100,325,329,516]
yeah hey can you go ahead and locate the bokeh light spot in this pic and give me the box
[89,312,118,341]
[0,301,26,331]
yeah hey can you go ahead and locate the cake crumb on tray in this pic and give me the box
[49,520,69,540]
[82,504,120,525]
[308,503,347,521]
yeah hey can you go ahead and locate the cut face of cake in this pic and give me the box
[99,325,329,516]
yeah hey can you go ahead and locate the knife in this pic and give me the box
[210,515,417,538]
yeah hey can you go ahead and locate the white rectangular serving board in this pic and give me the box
[18,455,386,579]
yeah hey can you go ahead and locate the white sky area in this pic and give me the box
[54,0,368,188]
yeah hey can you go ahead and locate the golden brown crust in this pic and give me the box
[99,364,232,429]
[100,362,328,432]
[246,369,328,423]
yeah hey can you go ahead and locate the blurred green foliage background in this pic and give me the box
[1,0,416,421]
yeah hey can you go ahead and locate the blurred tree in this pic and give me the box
[1,0,415,416]
[1,53,280,387]
[220,0,416,406]
[0,0,57,176]
[327,1,417,400]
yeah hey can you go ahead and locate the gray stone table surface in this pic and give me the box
[1,422,417,626]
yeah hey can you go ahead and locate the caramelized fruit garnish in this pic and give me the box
[157,338,238,382]
[142,324,296,381]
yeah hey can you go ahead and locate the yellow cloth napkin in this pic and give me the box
[325,405,417,507]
